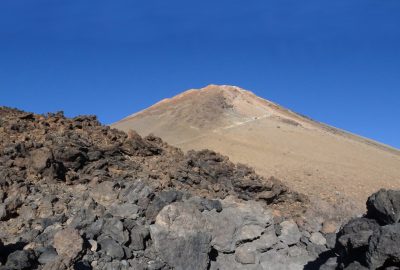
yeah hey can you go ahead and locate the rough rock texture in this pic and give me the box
[366,223,400,269]
[366,189,400,225]
[53,227,83,260]
[150,202,212,270]
[5,107,397,269]
[316,189,400,270]
[0,107,326,270]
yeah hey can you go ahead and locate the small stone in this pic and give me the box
[345,261,369,270]
[288,246,307,257]
[325,233,336,249]
[99,238,125,259]
[130,227,148,251]
[310,232,327,246]
[90,181,118,206]
[5,250,35,270]
[53,227,83,259]
[101,218,129,244]
[0,204,6,220]
[321,220,338,234]
[41,257,68,270]
[235,245,257,264]
[91,261,98,268]
[110,203,139,219]
[29,147,53,172]
[253,229,278,252]
[235,224,265,245]
[320,257,338,270]
[89,239,98,252]
[38,246,58,264]
[279,220,301,246]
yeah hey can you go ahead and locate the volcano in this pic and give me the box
[112,85,400,212]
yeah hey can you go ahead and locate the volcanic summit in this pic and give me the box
[113,85,400,213]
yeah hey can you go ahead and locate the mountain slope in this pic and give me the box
[112,85,400,212]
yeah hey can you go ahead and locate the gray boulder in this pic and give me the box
[279,220,302,246]
[309,232,327,246]
[98,237,125,259]
[129,226,149,251]
[5,250,35,270]
[100,217,129,244]
[109,202,139,219]
[204,197,273,253]
[150,202,212,270]
[260,250,309,270]
[38,246,58,264]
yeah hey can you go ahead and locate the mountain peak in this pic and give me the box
[112,85,400,211]
[118,85,280,130]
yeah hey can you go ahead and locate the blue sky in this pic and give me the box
[1,1,399,148]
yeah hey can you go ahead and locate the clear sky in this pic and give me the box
[1,1,399,149]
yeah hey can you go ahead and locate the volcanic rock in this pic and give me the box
[366,189,400,225]
[53,227,83,260]
[150,202,212,270]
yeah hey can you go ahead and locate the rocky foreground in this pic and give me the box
[0,107,399,270]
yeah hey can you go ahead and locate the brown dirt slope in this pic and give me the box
[112,85,400,213]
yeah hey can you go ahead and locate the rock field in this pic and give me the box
[0,107,399,270]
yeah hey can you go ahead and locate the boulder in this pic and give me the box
[336,217,379,254]
[29,147,53,173]
[279,220,302,246]
[38,246,58,264]
[150,202,212,270]
[90,181,119,207]
[251,228,279,252]
[5,250,35,270]
[366,189,400,225]
[366,223,400,269]
[145,190,183,221]
[100,217,129,244]
[321,220,339,234]
[129,226,149,251]
[53,227,83,260]
[235,244,257,265]
[109,202,139,219]
[260,250,309,270]
[309,232,327,246]
[204,197,273,253]
[98,237,125,259]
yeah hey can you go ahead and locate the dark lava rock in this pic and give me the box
[100,218,129,244]
[145,190,183,222]
[99,237,125,259]
[5,250,35,270]
[37,246,58,264]
[129,227,149,251]
[150,202,212,270]
[315,189,400,270]
[366,189,400,225]
[366,223,400,269]
[337,217,380,252]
